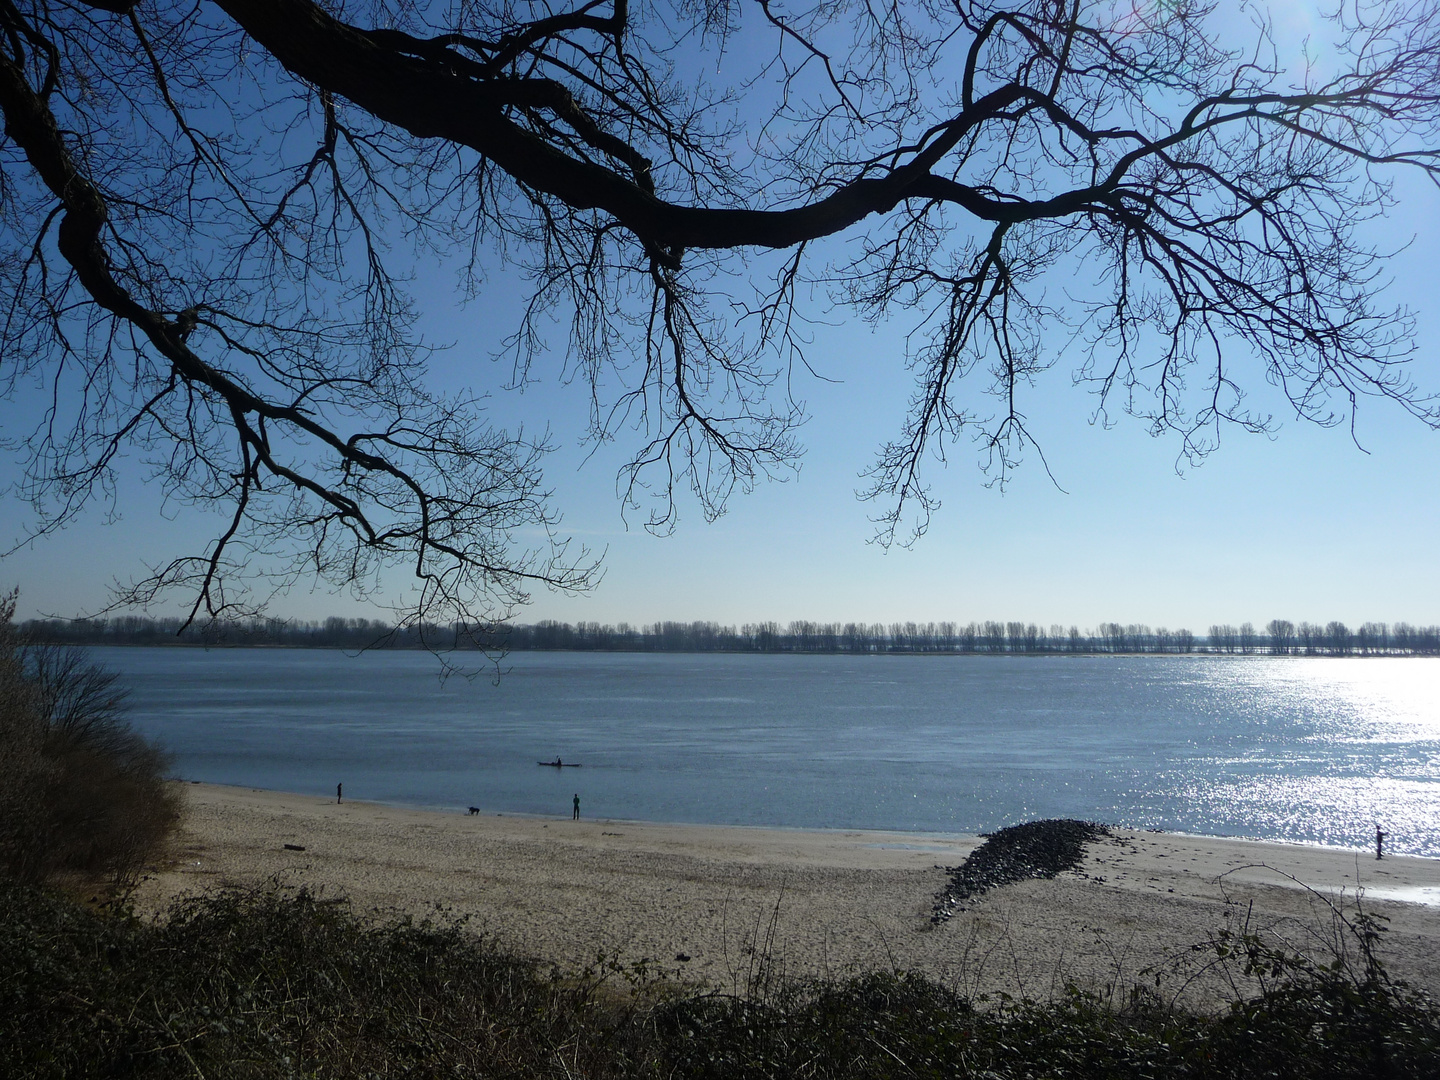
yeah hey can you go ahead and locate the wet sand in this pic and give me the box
[134,783,1440,1006]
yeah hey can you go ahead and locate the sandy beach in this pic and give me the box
[135,783,1440,1006]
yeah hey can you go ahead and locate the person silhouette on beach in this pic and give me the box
[337,782,342,804]
[572,793,580,820]
[1377,824,1386,859]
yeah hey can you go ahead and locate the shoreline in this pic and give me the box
[134,782,1440,1005]
[175,778,1440,862]
[59,639,1440,658]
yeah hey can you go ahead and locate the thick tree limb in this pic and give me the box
[212,0,1045,256]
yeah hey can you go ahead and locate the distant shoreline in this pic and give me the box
[20,615,1439,657]
[33,639,1440,659]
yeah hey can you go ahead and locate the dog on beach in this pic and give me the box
[468,806,480,815]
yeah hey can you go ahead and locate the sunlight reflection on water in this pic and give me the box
[1230,659,1440,743]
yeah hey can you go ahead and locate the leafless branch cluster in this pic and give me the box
[1,0,1437,619]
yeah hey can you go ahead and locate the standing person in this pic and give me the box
[1377,824,1386,859]
[572,793,580,820]
[337,782,342,805]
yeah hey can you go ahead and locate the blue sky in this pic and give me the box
[10,221,1438,633]
[3,1,1439,632]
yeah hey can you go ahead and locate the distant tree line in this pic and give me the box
[14,615,1440,656]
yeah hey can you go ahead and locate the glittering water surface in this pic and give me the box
[96,649,1440,855]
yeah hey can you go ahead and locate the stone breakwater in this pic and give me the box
[932,819,1111,922]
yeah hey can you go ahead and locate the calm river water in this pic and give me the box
[94,648,1440,855]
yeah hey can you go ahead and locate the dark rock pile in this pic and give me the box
[931,819,1111,923]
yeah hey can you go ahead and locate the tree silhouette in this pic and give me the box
[2,0,1438,627]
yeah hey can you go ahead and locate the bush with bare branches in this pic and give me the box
[0,593,179,888]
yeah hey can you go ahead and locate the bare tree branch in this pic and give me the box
[1,0,1437,617]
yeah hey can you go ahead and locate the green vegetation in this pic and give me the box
[0,593,179,889]
[3,881,1437,1079]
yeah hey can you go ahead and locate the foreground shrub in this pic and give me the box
[3,882,1437,1079]
[0,882,595,1080]
[0,593,179,887]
